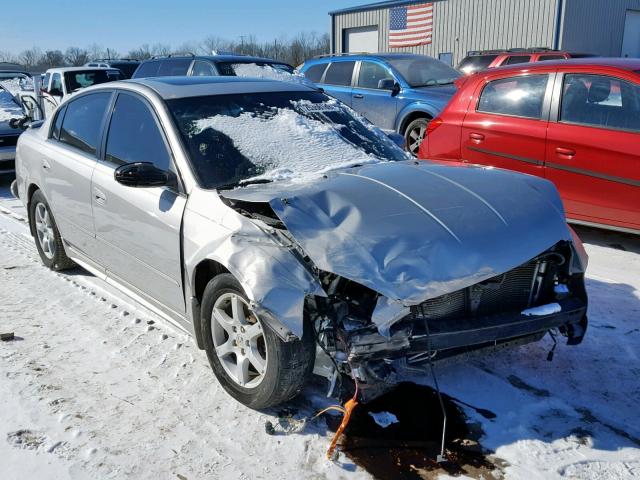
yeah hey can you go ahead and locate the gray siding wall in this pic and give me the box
[334,0,560,64]
[561,0,640,56]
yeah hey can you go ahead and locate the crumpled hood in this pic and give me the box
[221,161,571,305]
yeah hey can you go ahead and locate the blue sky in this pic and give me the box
[2,0,366,55]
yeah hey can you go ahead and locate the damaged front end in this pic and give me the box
[307,241,587,400]
[218,161,589,400]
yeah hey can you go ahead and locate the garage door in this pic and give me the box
[343,26,379,53]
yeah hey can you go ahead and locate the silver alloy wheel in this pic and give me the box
[408,123,427,155]
[34,202,56,260]
[211,292,268,388]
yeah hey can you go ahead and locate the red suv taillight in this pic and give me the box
[426,117,443,136]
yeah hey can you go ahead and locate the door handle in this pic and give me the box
[469,133,485,143]
[353,94,364,99]
[93,188,106,206]
[42,159,51,170]
[555,147,576,159]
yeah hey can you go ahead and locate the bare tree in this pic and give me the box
[0,51,18,64]
[65,47,90,66]
[39,50,65,70]
[19,47,43,70]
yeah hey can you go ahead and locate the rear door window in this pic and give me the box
[503,55,532,65]
[158,58,192,76]
[559,74,640,132]
[304,63,328,83]
[478,74,549,119]
[59,92,111,155]
[323,61,355,86]
[105,93,171,170]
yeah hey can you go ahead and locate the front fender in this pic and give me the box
[394,101,440,132]
[183,192,325,341]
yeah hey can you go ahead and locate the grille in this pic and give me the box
[416,260,539,321]
[0,135,19,148]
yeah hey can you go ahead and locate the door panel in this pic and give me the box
[351,61,397,130]
[546,73,640,229]
[461,74,553,177]
[91,92,187,314]
[42,92,112,255]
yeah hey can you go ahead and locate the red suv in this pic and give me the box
[419,58,640,234]
[457,49,595,75]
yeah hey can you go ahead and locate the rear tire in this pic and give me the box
[404,117,430,157]
[201,273,314,409]
[29,189,76,271]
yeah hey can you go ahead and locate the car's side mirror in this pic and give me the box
[391,82,401,97]
[386,132,405,149]
[378,78,396,90]
[49,88,63,97]
[114,162,173,188]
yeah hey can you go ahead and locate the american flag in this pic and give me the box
[389,3,434,48]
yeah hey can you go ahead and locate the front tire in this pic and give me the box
[29,189,75,271]
[404,117,430,157]
[201,273,314,409]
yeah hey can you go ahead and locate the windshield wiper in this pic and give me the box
[216,177,274,191]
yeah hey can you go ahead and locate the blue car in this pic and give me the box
[299,53,460,155]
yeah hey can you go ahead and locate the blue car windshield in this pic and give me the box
[167,91,408,189]
[386,56,460,87]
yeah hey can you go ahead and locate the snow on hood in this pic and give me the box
[221,160,572,305]
[0,76,34,97]
[231,63,314,87]
[192,103,383,184]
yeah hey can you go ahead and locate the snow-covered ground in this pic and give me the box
[0,178,638,479]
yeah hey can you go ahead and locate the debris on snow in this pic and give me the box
[367,411,398,428]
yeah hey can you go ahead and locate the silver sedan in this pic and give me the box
[14,76,589,407]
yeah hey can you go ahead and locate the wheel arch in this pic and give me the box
[190,258,230,349]
[26,183,42,237]
[398,108,434,135]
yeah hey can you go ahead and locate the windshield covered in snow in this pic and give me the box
[217,62,295,77]
[168,91,408,189]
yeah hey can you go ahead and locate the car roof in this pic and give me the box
[46,66,121,73]
[306,53,433,64]
[108,76,315,99]
[486,57,640,73]
[141,55,291,65]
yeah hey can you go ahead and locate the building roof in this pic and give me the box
[329,0,432,16]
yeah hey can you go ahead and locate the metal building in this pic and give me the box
[330,0,640,65]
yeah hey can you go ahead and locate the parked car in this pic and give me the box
[131,54,294,80]
[0,84,25,175]
[84,59,140,79]
[457,48,596,75]
[40,67,124,116]
[299,53,460,156]
[14,76,588,407]
[419,58,640,235]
